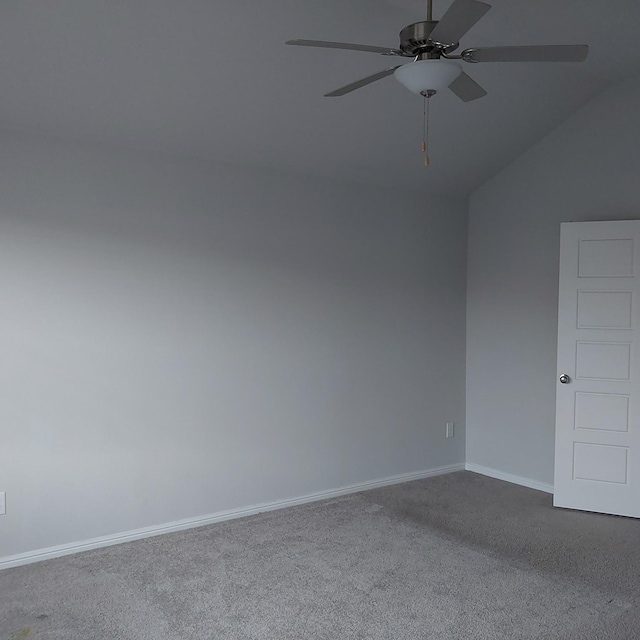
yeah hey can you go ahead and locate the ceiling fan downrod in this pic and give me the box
[427,0,433,21]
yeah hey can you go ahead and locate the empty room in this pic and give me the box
[1,1,640,638]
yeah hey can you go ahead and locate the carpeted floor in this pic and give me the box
[1,471,639,639]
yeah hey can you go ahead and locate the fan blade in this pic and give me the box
[462,45,589,63]
[429,0,491,45]
[286,39,403,56]
[324,67,402,97]
[448,71,487,102]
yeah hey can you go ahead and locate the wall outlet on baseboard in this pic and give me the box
[0,492,5,515]
[446,422,454,439]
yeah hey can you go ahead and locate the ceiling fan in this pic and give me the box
[286,0,589,102]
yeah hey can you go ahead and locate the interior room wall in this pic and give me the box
[0,131,467,561]
[466,73,640,487]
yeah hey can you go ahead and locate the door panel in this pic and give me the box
[574,392,630,432]
[578,238,634,277]
[575,341,631,380]
[577,291,632,329]
[572,443,628,484]
[554,221,640,517]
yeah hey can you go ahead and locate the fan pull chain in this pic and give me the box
[422,95,431,167]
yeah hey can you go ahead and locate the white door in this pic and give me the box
[554,220,640,518]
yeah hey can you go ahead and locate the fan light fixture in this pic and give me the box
[286,0,589,166]
[394,59,462,166]
[394,59,462,96]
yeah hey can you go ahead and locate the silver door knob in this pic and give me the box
[559,374,571,384]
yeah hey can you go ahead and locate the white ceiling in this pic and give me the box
[1,0,639,196]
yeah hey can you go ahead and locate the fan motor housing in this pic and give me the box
[399,21,458,56]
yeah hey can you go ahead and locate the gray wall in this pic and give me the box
[466,74,640,486]
[0,132,467,559]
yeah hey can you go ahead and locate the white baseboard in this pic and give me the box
[0,462,465,571]
[465,462,554,494]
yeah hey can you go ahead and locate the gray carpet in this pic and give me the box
[1,471,639,639]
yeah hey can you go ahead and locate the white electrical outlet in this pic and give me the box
[446,422,454,438]
[0,492,5,515]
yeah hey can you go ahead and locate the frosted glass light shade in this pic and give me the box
[394,60,462,95]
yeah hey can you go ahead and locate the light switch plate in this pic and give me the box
[0,492,5,515]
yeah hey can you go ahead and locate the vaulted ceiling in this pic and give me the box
[1,0,639,196]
